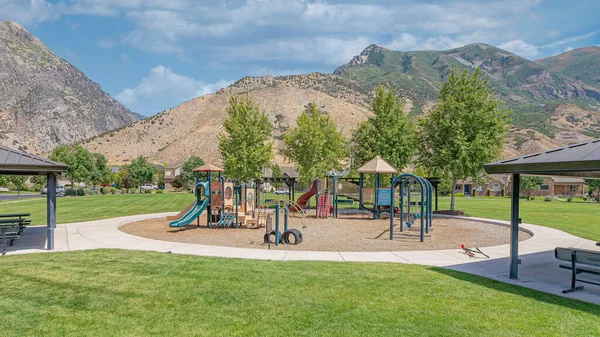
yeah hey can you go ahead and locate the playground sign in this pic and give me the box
[376,188,391,206]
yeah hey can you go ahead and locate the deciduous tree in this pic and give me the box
[181,155,205,187]
[49,145,94,190]
[418,66,508,211]
[128,156,156,191]
[282,102,347,184]
[219,95,274,181]
[520,176,544,200]
[8,175,27,200]
[90,153,111,190]
[585,179,600,202]
[352,84,415,170]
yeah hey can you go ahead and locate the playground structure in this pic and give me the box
[389,173,434,242]
[257,199,306,248]
[168,164,260,229]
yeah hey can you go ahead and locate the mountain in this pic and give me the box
[83,74,372,165]
[0,20,139,153]
[335,43,600,112]
[85,43,600,166]
[537,46,600,90]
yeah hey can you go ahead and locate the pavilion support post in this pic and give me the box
[510,173,520,279]
[46,173,57,250]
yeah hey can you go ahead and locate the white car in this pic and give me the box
[140,184,158,191]
[41,186,65,195]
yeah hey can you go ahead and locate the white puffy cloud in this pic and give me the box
[97,38,117,49]
[497,39,540,59]
[564,46,574,52]
[116,65,231,115]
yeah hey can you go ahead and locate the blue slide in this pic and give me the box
[169,198,209,228]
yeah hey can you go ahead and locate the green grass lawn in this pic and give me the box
[0,193,195,225]
[0,249,598,336]
[438,196,600,241]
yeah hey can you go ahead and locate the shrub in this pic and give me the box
[567,196,573,202]
[544,196,552,202]
[121,188,128,194]
[100,187,108,194]
[65,188,76,196]
[145,189,153,194]
[110,188,117,194]
[454,192,464,197]
[501,190,505,197]
[156,189,163,194]
[582,196,588,201]
[76,188,86,196]
[486,189,491,197]
[530,196,535,201]
[32,183,43,192]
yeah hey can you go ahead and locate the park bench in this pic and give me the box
[555,247,600,294]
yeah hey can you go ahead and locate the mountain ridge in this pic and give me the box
[0,20,139,153]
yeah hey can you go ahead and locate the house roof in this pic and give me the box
[357,156,398,174]
[484,139,600,178]
[0,146,68,175]
[262,167,273,178]
[281,166,299,178]
[549,176,585,183]
[193,163,224,172]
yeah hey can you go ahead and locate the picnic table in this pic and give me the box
[0,215,30,255]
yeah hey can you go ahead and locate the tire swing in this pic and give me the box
[281,229,303,245]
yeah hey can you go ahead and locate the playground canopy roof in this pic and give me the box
[357,156,398,174]
[193,163,224,172]
[484,138,600,178]
[0,145,68,175]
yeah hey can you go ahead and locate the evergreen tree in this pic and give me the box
[352,84,415,170]
[282,102,347,184]
[219,95,274,181]
[418,66,508,211]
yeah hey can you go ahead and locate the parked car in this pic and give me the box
[140,184,158,191]
[41,185,65,195]
[274,187,289,195]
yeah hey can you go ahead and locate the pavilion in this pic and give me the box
[484,139,600,279]
[0,146,67,250]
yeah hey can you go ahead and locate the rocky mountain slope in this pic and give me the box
[84,76,373,165]
[85,44,600,166]
[0,20,138,153]
[537,46,600,90]
[335,43,600,113]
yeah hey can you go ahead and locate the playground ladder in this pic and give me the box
[317,194,331,218]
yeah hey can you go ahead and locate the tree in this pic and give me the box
[271,163,284,188]
[49,145,94,190]
[0,175,7,187]
[31,175,47,191]
[128,156,156,191]
[520,176,544,200]
[218,95,274,181]
[90,153,111,190]
[418,66,508,211]
[585,179,600,202]
[8,175,27,200]
[181,155,205,187]
[116,167,133,191]
[282,102,347,184]
[171,175,184,190]
[352,84,416,170]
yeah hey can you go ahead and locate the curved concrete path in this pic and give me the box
[8,213,600,304]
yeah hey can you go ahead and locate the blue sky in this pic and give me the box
[1,0,599,116]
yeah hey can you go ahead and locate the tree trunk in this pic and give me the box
[17,187,21,200]
[450,177,457,212]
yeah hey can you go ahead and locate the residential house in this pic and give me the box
[506,175,584,196]
[164,163,183,189]
[455,174,508,196]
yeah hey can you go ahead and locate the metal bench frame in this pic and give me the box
[555,248,600,294]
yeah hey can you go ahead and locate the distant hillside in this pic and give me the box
[537,46,600,90]
[334,43,600,114]
[0,20,139,153]
[83,74,373,165]
[85,43,600,166]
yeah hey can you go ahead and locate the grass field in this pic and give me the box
[438,197,600,241]
[0,249,598,336]
[0,193,195,225]
[1,192,599,241]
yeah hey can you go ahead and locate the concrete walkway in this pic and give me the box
[7,213,600,305]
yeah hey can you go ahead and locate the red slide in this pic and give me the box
[290,180,317,212]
